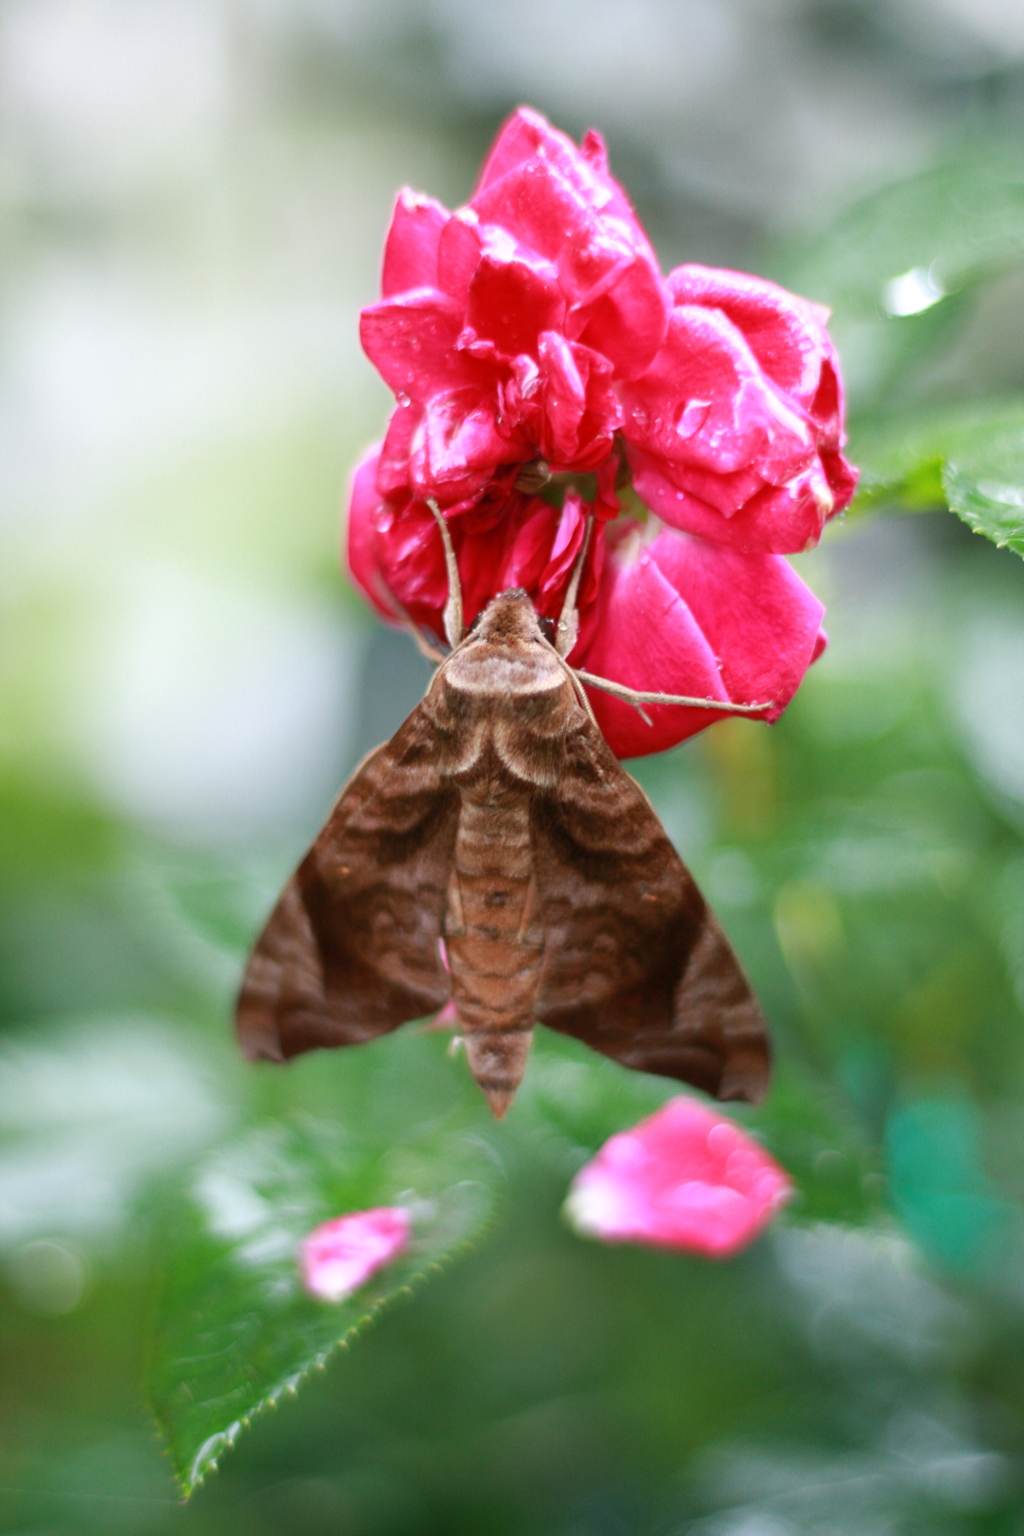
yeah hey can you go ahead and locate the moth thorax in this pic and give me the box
[441,649,566,703]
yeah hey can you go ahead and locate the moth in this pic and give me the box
[237,507,771,1117]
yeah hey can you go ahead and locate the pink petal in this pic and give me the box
[646,525,826,722]
[667,264,835,408]
[566,231,668,381]
[381,189,449,298]
[473,153,666,381]
[474,107,648,250]
[621,304,817,488]
[564,1098,791,1258]
[473,106,572,197]
[409,387,514,501]
[630,446,836,554]
[300,1206,411,1302]
[346,452,450,636]
[436,207,486,304]
[494,498,562,596]
[473,156,591,273]
[571,528,730,759]
[345,442,404,623]
[359,290,468,398]
[466,247,565,358]
[534,330,586,459]
[543,335,621,468]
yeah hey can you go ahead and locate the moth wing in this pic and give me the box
[237,706,458,1062]
[531,719,770,1103]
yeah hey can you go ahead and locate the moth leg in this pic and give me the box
[373,573,449,664]
[443,865,467,937]
[404,623,447,665]
[426,497,465,649]
[572,670,775,717]
[554,515,594,658]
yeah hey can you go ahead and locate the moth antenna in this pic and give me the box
[573,669,775,718]
[427,497,464,649]
[554,514,594,658]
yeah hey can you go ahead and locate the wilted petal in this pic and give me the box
[382,188,449,298]
[564,1098,791,1258]
[300,1207,411,1302]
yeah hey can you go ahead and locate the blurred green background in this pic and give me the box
[4,1,1024,1531]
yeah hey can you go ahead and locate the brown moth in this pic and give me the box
[237,509,771,1117]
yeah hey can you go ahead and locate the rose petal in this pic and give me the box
[646,526,826,721]
[474,107,653,263]
[563,1098,791,1258]
[409,387,514,502]
[667,265,835,408]
[571,527,730,758]
[630,445,836,556]
[360,290,469,398]
[466,247,565,359]
[474,161,666,380]
[299,1206,411,1302]
[382,188,449,298]
[621,305,817,488]
[346,442,404,622]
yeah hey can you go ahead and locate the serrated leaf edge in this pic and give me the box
[166,1219,499,1497]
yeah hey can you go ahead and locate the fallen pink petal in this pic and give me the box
[564,1098,792,1258]
[299,1207,411,1303]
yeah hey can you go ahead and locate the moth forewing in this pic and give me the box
[236,588,771,1115]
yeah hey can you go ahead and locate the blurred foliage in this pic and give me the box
[774,146,1024,560]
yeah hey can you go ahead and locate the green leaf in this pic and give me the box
[147,1035,505,1496]
[778,155,1024,320]
[847,399,1024,556]
[772,153,1024,413]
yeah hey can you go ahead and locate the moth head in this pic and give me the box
[470,589,551,649]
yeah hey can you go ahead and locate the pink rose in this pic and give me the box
[620,266,858,553]
[299,1206,410,1302]
[564,1098,792,1258]
[347,106,855,760]
[347,443,825,760]
[361,107,668,509]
